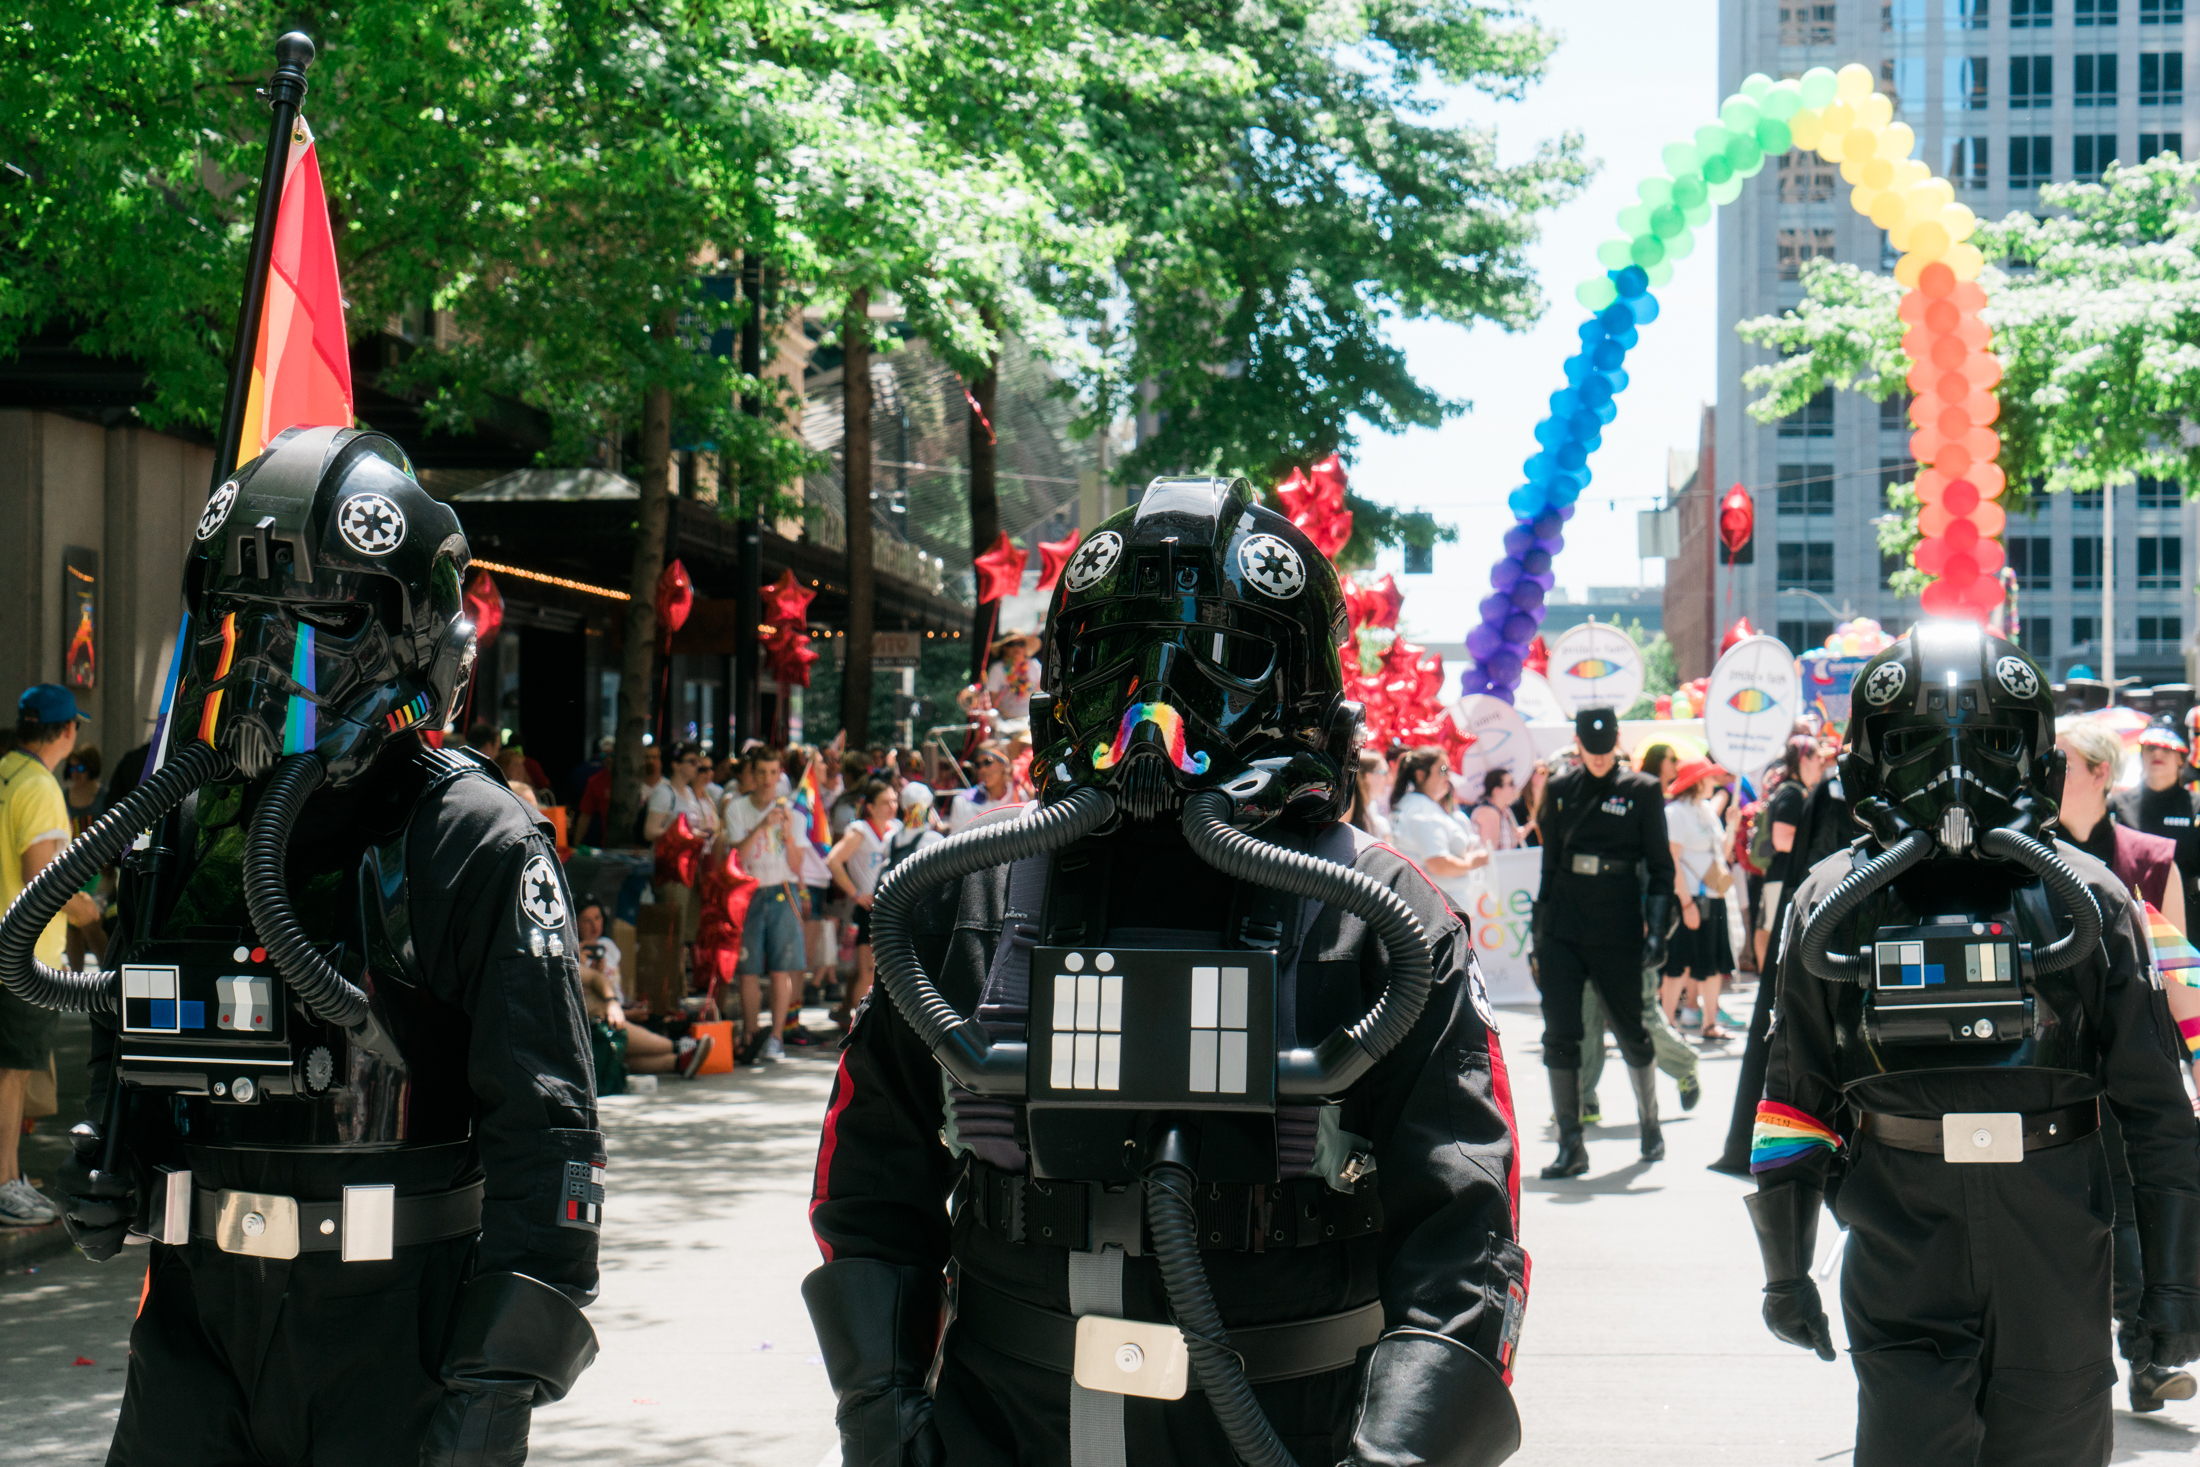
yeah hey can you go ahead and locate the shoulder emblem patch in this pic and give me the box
[519,852,567,932]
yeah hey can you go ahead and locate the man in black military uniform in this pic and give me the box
[0,427,601,1466]
[2115,720,2200,910]
[1749,620,2200,1466]
[1534,705,1676,1178]
[804,477,1527,1467]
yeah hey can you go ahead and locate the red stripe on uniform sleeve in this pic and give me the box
[808,1051,859,1262]
[1484,1019,1524,1230]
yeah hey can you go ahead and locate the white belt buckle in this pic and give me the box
[341,1185,396,1262]
[213,1189,300,1258]
[157,1168,192,1246]
[1071,1315,1190,1400]
[1942,1112,2025,1164]
[1571,853,1602,876]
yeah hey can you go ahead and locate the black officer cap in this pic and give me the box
[1575,704,1619,755]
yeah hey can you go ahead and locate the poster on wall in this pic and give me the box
[1704,634,1801,780]
[62,546,96,693]
[1451,694,1538,793]
[1546,621,1645,716]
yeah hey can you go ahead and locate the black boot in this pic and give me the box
[1630,1063,1664,1162]
[2131,1361,2197,1412]
[1542,1069,1590,1179]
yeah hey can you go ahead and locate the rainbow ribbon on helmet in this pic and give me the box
[1092,701,1209,776]
[1750,1101,1841,1174]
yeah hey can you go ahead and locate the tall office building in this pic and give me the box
[1714,0,2198,682]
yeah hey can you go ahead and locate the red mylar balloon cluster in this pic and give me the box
[1720,616,1756,654]
[973,532,1029,603]
[1338,573,1468,762]
[1901,261,2006,621]
[1034,528,1083,593]
[654,559,695,650]
[1524,634,1550,678]
[1276,453,1354,558]
[463,568,505,648]
[760,568,820,687]
[695,843,761,995]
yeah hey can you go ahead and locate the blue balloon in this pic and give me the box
[1553,442,1588,472]
[1547,479,1582,506]
[1630,292,1661,325]
[1597,303,1634,335]
[1603,368,1630,394]
[1605,324,1640,350]
[1548,387,1582,417]
[1506,489,1547,519]
[1592,340,1627,372]
[1562,353,1594,385]
[1567,408,1601,441]
[1593,398,1619,425]
[1523,452,1555,484]
[1577,320,1606,348]
[1614,265,1650,299]
[1533,416,1569,448]
[1578,377,1614,410]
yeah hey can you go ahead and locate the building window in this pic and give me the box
[1880,458,1911,508]
[2074,134,2120,177]
[1880,396,1913,433]
[2011,0,2050,23]
[1779,391,1836,439]
[1778,463,1837,513]
[2076,0,2119,22]
[2008,535,2053,588]
[1950,137,1989,190]
[2075,53,2118,104]
[2013,55,2054,107]
[2139,475,2180,508]
[1779,618,1839,650]
[2140,615,2185,650]
[2142,52,2184,104]
[2139,535,2183,587]
[1779,149,1839,202]
[1777,228,1839,280]
[1778,542,1837,591]
[1947,55,1991,109]
[2074,486,2103,509]
[2011,135,2054,186]
[1881,547,1907,584]
[2143,0,2182,22]
[2073,616,2101,650]
[2073,535,2106,588]
[1781,2,1840,42]
[2019,616,2054,656]
[2141,131,2186,157]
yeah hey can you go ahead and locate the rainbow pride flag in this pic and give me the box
[1750,1101,1841,1174]
[234,115,353,462]
[794,761,831,850]
[2146,902,2200,985]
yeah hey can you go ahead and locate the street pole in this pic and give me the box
[2103,480,2117,704]
[209,32,315,495]
[842,288,875,744]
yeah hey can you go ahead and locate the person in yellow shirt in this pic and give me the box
[0,685,100,1227]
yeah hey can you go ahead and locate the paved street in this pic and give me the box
[8,986,2200,1464]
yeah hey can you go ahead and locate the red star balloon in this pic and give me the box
[1718,483,1755,563]
[973,532,1029,604]
[463,568,505,648]
[1413,651,1446,707]
[1524,634,1550,677]
[655,559,695,649]
[1034,528,1083,593]
[1722,616,1757,654]
[1273,456,1354,559]
[761,568,816,628]
[1274,466,1317,522]
[1362,574,1404,631]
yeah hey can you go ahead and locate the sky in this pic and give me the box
[1348,0,1722,648]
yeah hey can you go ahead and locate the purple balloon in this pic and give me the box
[1502,612,1537,644]
[1490,558,1523,592]
[1532,511,1564,540]
[1521,548,1552,576]
[1510,582,1545,612]
[1465,624,1501,659]
[1537,534,1566,555]
[1479,594,1511,624]
[1558,504,1577,522]
[1529,571,1556,590]
[1485,651,1523,685]
[1502,525,1535,558]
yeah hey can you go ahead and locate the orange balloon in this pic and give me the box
[1954,316,1991,351]
[1898,291,1930,326]
[1966,391,2000,426]
[1919,504,1953,537]
[1937,405,1973,439]
[1906,361,1938,395]
[1918,262,1957,297]
[1964,426,2000,462]
[1901,327,1932,361]
[1974,538,2006,574]
[1964,352,2003,389]
[1972,501,2006,537]
[1972,462,2006,499]
[1950,281,1988,314]
[1916,467,1950,502]
[1924,300,1962,333]
[1911,428,1945,463]
[1930,336,1968,369]
[1938,441,1975,476]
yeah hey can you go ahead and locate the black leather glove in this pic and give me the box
[421,1273,599,1467]
[2137,1189,2200,1367]
[1745,1183,1836,1361]
[802,1258,946,1467]
[60,1120,141,1262]
[1642,894,1674,970]
[1339,1329,1520,1467]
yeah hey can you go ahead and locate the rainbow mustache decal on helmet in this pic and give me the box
[1093,701,1210,776]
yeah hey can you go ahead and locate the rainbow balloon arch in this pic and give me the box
[1459,62,2005,704]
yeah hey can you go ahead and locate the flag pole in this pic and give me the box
[208,31,316,497]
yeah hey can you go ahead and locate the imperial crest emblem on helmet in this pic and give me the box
[1861,660,1907,706]
[198,481,239,542]
[1064,531,1122,592]
[1238,534,1306,600]
[337,493,407,556]
[1995,656,2040,700]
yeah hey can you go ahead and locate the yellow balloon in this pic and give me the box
[1819,100,1856,134]
[1894,252,1925,288]
[1788,111,1824,150]
[1945,242,1986,280]
[1888,217,1916,251]
[1840,126,1879,162]
[1940,201,1977,243]
[1835,63,1876,103]
[1869,189,1908,229]
[1907,220,1951,259]
[1877,122,1915,160]
[1848,183,1879,216]
[1861,156,1897,190]
[1923,178,1955,211]
[1840,155,1867,186]
[1896,159,1933,190]
[1856,92,1894,130]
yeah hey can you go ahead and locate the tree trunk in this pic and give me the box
[841,288,876,743]
[609,315,678,846]
[967,324,1001,679]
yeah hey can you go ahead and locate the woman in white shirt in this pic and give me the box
[1660,756,1736,1042]
[826,780,900,1032]
[1386,746,1490,909]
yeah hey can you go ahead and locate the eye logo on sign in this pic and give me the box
[1727,688,1775,714]
[1566,658,1619,680]
[1861,661,1908,706]
[198,481,239,542]
[337,493,406,556]
[1995,656,2040,700]
[519,853,567,931]
[1064,531,1123,592]
[1238,535,1306,600]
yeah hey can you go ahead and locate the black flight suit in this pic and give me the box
[807,818,1527,1465]
[2114,781,2200,910]
[98,743,602,1466]
[1759,841,2200,1466]
[1535,762,1674,1070]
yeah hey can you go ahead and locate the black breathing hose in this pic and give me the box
[1797,831,1934,982]
[0,741,229,1014]
[1979,827,2102,973]
[870,785,1117,1091]
[242,754,371,1028]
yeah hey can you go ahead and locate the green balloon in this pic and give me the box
[1719,96,1762,133]
[1798,66,1839,109]
[1683,199,1715,227]
[1662,141,1702,175]
[1663,226,1696,261]
[1650,204,1687,238]
[1707,174,1746,205]
[1760,81,1804,120]
[1577,275,1620,311]
[1671,173,1710,209]
[1741,72,1774,100]
[1696,124,1735,157]
[1647,259,1675,287]
[1755,117,1793,154]
[1724,136,1764,173]
[1597,237,1634,269]
[1735,146,1769,179]
[1700,154,1735,186]
[1617,203,1652,236]
[1629,233,1667,267]
[1638,176,1674,206]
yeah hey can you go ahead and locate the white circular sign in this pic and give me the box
[1705,634,1802,779]
[1545,622,1646,716]
[1512,669,1569,725]
[1063,530,1122,592]
[337,493,407,556]
[1450,694,1538,793]
[198,481,239,541]
[1237,534,1306,600]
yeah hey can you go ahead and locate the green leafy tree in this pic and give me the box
[1734,155,2200,588]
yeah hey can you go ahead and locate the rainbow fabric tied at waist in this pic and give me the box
[1750,1101,1841,1174]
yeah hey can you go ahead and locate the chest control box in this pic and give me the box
[1867,920,2032,1046]
[1027,948,1278,1111]
[115,939,335,1102]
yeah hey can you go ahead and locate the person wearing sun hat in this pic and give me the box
[2116,717,2200,915]
[1660,756,1738,1044]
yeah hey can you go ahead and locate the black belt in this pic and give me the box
[955,1275,1383,1385]
[1566,854,1638,878]
[192,1181,484,1255]
[1862,1101,2099,1156]
[967,1163,1382,1253]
